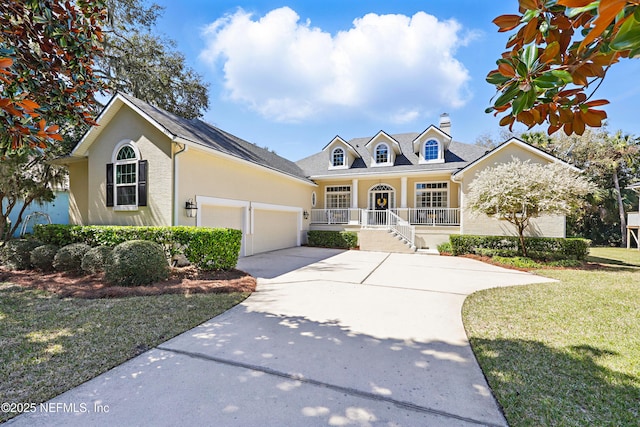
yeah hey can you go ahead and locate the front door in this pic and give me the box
[373,192,389,224]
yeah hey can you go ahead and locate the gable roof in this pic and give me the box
[296,131,488,178]
[71,93,312,184]
[452,137,581,180]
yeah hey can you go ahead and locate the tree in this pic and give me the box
[521,128,640,246]
[96,0,209,119]
[0,150,66,241]
[0,0,107,155]
[487,0,640,137]
[466,158,595,256]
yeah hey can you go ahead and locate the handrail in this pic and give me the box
[386,209,415,247]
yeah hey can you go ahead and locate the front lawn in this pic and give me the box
[0,285,249,423]
[463,247,640,426]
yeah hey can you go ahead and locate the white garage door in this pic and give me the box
[253,209,299,254]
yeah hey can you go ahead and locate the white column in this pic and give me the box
[352,179,358,208]
[400,177,407,208]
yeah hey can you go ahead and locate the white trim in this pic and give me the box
[351,179,358,209]
[452,137,581,181]
[112,140,139,209]
[250,201,304,246]
[368,183,396,209]
[309,168,460,180]
[372,142,393,167]
[419,139,445,164]
[196,196,251,257]
[415,182,450,209]
[329,146,348,170]
[400,177,407,208]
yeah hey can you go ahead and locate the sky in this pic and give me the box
[152,0,640,161]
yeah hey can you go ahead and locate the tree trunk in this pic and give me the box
[612,169,627,247]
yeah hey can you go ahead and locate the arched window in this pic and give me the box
[107,141,147,208]
[114,144,138,206]
[375,143,389,164]
[331,147,345,167]
[424,139,439,161]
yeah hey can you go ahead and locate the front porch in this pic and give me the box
[310,207,460,226]
[310,208,460,250]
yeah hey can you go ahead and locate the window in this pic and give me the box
[115,146,137,206]
[331,147,345,167]
[416,182,448,208]
[375,143,389,164]
[424,139,439,161]
[107,142,147,209]
[368,184,395,210]
[325,186,351,209]
[311,191,317,208]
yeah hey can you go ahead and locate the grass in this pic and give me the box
[0,285,249,423]
[463,247,640,426]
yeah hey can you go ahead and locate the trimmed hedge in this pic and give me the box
[53,243,91,273]
[0,239,42,270]
[30,244,59,272]
[449,234,590,260]
[307,230,358,249]
[33,225,242,271]
[106,240,170,286]
[81,246,113,274]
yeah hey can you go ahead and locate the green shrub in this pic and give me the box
[106,240,170,286]
[81,246,113,274]
[492,256,542,269]
[449,235,590,260]
[173,228,242,271]
[437,242,452,254]
[53,243,91,273]
[34,225,242,269]
[0,239,42,270]
[307,230,358,249]
[30,244,59,272]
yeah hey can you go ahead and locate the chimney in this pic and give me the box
[439,113,451,136]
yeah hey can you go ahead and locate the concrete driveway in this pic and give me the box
[8,248,555,426]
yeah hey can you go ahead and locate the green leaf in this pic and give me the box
[522,44,539,69]
[551,69,573,83]
[610,16,640,52]
[534,73,562,89]
[566,1,599,18]
[486,72,512,85]
[494,82,521,108]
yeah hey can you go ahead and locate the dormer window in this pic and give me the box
[424,139,439,161]
[375,143,390,164]
[332,147,345,167]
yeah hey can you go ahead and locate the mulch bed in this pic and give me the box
[0,266,256,299]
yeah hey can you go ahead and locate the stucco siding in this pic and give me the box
[85,105,173,226]
[458,142,567,238]
[176,146,313,227]
[68,160,89,225]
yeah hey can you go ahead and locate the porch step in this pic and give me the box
[358,229,416,254]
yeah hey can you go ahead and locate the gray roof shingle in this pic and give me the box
[296,132,489,177]
[119,93,311,183]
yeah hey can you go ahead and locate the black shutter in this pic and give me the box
[106,163,114,207]
[138,160,148,206]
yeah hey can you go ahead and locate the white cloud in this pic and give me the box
[200,7,472,123]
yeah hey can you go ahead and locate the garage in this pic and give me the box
[253,208,300,255]
[197,197,302,257]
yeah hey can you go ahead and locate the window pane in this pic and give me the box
[116,146,136,160]
[375,144,388,163]
[116,163,137,184]
[332,149,344,166]
[425,140,439,160]
[117,185,136,205]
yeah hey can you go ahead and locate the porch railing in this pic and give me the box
[361,209,415,247]
[311,208,459,226]
[310,208,361,224]
[409,208,460,225]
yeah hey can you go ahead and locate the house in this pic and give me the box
[58,93,578,256]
